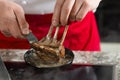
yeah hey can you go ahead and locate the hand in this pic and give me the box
[0,0,29,38]
[52,0,101,26]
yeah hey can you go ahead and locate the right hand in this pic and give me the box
[0,0,29,38]
[52,0,101,26]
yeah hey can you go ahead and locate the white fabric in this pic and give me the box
[10,0,56,14]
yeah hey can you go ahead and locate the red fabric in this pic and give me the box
[0,11,100,51]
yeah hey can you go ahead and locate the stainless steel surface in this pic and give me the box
[0,49,120,80]
[25,32,38,43]
[0,56,11,80]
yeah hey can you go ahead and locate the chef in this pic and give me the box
[0,0,101,51]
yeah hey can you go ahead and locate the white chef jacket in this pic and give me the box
[10,0,56,14]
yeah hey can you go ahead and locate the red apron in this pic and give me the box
[0,11,100,51]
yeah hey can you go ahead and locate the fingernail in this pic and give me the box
[61,21,67,26]
[61,23,66,26]
[52,19,58,26]
[22,28,29,35]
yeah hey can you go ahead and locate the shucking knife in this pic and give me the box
[25,32,38,44]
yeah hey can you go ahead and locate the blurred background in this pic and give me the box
[95,0,120,52]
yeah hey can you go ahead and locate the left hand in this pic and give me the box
[52,0,101,26]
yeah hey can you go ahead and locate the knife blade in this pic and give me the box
[0,57,11,80]
[25,32,38,44]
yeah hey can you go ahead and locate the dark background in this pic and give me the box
[95,0,120,42]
